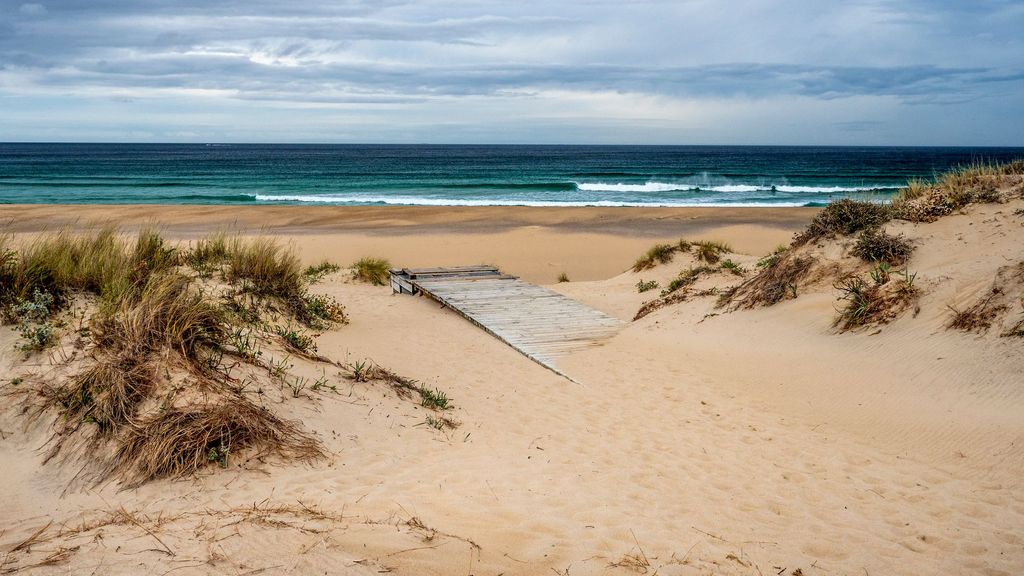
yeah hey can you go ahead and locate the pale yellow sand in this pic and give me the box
[1,203,1022,575]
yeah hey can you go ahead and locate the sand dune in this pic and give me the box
[1,199,1023,575]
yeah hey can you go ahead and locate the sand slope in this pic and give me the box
[1,202,1022,575]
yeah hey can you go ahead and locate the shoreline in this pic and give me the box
[1,205,815,282]
[0,204,817,236]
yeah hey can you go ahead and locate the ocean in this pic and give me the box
[2,144,1022,207]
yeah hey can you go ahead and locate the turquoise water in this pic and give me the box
[1,144,1022,207]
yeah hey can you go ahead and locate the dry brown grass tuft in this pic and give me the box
[1,229,333,487]
[948,289,1008,333]
[720,254,816,310]
[947,263,1024,335]
[113,401,321,487]
[92,273,225,358]
[633,290,689,321]
[631,240,693,272]
[833,271,918,331]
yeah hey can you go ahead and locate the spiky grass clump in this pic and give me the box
[632,243,677,272]
[90,273,225,358]
[794,199,892,246]
[351,257,391,286]
[694,240,731,264]
[721,254,816,309]
[852,229,914,267]
[833,271,918,331]
[227,237,304,300]
[719,259,746,276]
[557,272,570,283]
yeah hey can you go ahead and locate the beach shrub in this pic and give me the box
[636,279,659,293]
[275,324,317,354]
[297,292,347,328]
[13,289,58,352]
[852,229,914,267]
[351,257,391,286]
[794,199,892,246]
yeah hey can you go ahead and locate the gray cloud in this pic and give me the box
[0,0,1021,143]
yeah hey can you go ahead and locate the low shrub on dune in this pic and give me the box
[794,199,892,246]
[852,229,914,267]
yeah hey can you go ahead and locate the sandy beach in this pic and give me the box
[2,195,1023,576]
[0,205,812,282]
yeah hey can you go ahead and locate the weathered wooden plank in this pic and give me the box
[394,266,625,381]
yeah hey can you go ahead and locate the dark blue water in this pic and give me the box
[1,144,1022,207]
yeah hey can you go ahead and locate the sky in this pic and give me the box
[0,0,1022,145]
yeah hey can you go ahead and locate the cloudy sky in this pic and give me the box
[1,0,1022,144]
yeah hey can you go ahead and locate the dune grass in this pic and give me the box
[351,257,391,286]
[694,240,731,264]
[304,260,341,282]
[226,237,304,300]
[892,160,1024,222]
[632,243,678,272]
[632,238,728,272]
[3,228,331,486]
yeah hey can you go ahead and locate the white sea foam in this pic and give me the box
[573,181,896,194]
[252,193,814,208]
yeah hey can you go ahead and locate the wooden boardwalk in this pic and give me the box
[392,267,624,378]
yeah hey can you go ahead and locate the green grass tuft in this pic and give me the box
[693,241,731,264]
[351,257,391,286]
[304,261,341,282]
